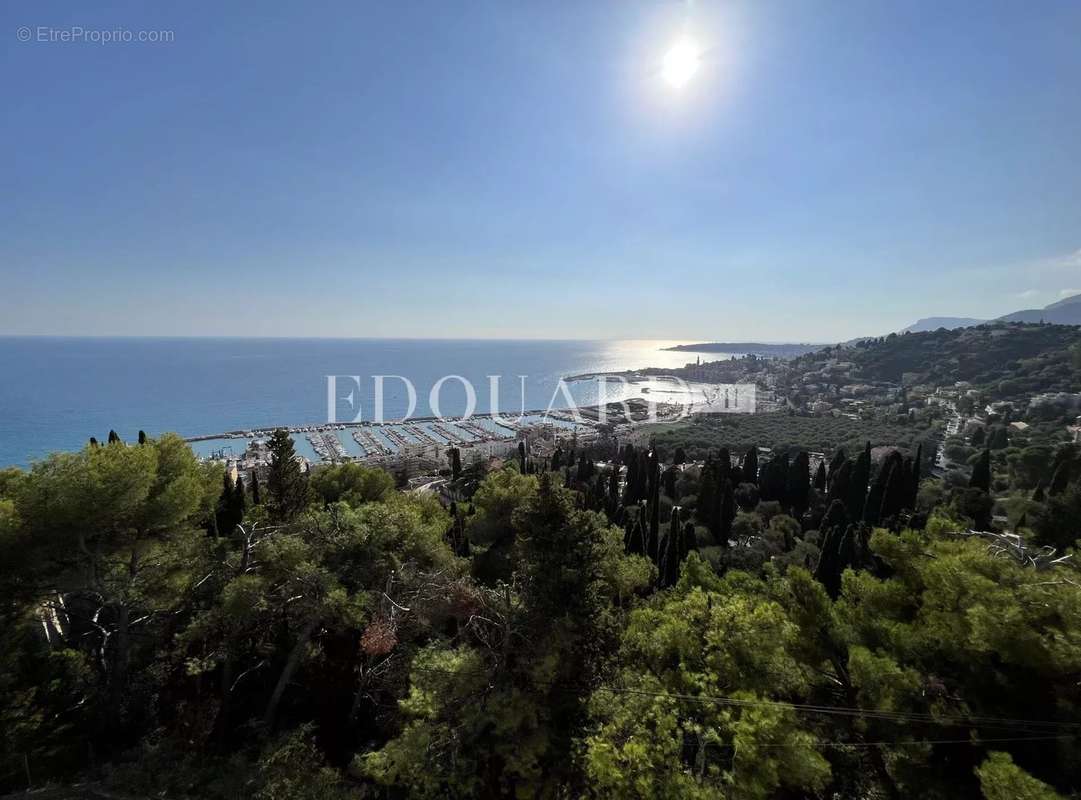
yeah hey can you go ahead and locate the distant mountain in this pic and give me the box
[900,293,1081,332]
[663,342,827,358]
[997,292,1081,324]
[901,316,986,334]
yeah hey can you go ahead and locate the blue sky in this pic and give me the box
[3,0,1079,341]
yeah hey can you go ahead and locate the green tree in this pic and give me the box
[976,752,1064,800]
[970,448,992,492]
[266,429,309,520]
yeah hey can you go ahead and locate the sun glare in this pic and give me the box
[661,39,700,89]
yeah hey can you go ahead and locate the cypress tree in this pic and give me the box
[813,460,827,492]
[518,442,527,474]
[1031,482,1045,503]
[108,430,121,444]
[847,443,871,520]
[742,446,759,486]
[89,437,99,447]
[969,448,992,492]
[827,459,852,508]
[988,426,1009,450]
[647,451,660,564]
[250,471,261,505]
[138,430,147,445]
[971,426,986,446]
[785,451,811,516]
[682,521,698,555]
[448,447,462,482]
[828,448,847,481]
[1048,461,1071,496]
[233,474,248,523]
[878,454,909,523]
[607,467,620,516]
[864,451,896,526]
[622,446,638,504]
[659,506,683,588]
[719,479,736,548]
[626,511,647,557]
[673,447,687,465]
[821,498,849,531]
[909,444,922,509]
[697,462,716,534]
[215,472,237,536]
[267,429,308,520]
[759,455,788,504]
[662,466,677,499]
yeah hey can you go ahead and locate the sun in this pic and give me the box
[661,39,700,89]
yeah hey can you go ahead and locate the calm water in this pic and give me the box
[0,337,723,467]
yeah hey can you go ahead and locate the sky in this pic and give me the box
[2,0,1080,341]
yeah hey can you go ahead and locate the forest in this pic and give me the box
[2,418,1081,799]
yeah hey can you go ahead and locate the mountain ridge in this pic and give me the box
[902,292,1081,332]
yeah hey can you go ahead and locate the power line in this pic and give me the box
[403,666,1081,733]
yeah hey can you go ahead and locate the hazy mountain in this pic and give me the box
[901,316,986,333]
[901,293,1081,332]
[663,342,826,357]
[997,292,1081,324]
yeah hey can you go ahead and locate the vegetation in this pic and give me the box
[644,412,938,467]
[796,322,1081,396]
[3,319,1081,799]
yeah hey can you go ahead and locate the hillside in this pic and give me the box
[798,322,1081,396]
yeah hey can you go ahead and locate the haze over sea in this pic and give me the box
[0,337,722,468]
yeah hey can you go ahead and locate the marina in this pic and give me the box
[185,411,609,474]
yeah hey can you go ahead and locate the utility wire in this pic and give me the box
[403,665,1081,733]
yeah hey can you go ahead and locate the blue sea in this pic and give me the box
[0,337,720,467]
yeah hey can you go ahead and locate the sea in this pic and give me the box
[0,337,725,468]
